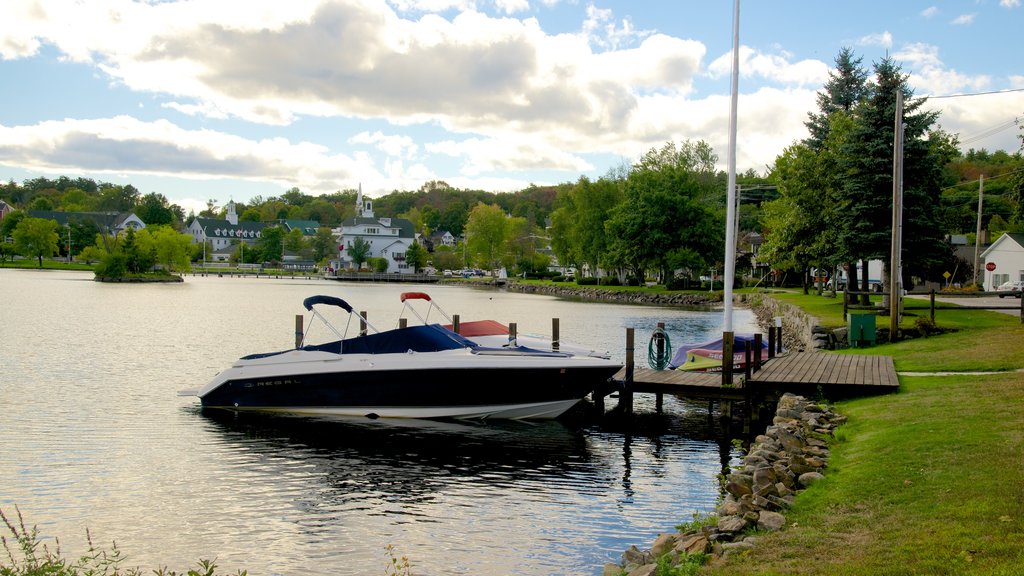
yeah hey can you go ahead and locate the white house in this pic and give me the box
[187,201,265,261]
[330,186,415,273]
[980,232,1024,290]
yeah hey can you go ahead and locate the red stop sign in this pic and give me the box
[986,262,996,272]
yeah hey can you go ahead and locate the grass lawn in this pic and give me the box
[702,290,1024,575]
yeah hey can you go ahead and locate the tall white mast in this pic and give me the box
[723,0,741,332]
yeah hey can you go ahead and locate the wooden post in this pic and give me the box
[843,296,848,321]
[753,333,763,371]
[552,318,560,351]
[619,327,635,415]
[722,331,734,386]
[294,314,304,349]
[453,314,461,334]
[930,289,936,323]
[360,311,367,336]
[399,318,408,329]
[656,321,666,366]
[509,322,518,346]
[744,340,752,380]
[776,326,783,354]
[767,328,775,359]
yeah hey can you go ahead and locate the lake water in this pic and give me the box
[0,270,758,575]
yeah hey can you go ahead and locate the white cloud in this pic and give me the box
[951,13,976,25]
[493,0,530,15]
[0,116,372,194]
[921,6,938,18]
[348,131,419,159]
[896,43,991,96]
[707,46,829,87]
[1000,0,1021,8]
[856,31,893,48]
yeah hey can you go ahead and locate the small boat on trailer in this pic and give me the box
[397,291,611,359]
[184,295,622,420]
[668,334,769,372]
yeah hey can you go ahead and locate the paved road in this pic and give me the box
[906,293,1023,317]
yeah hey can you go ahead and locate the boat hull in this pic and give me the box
[199,357,620,420]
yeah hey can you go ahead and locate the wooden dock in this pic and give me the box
[611,351,898,402]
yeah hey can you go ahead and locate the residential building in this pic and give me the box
[980,232,1024,290]
[0,200,12,220]
[330,186,415,273]
[186,201,265,261]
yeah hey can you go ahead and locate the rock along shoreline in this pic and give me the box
[605,394,846,575]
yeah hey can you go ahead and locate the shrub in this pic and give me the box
[577,276,598,285]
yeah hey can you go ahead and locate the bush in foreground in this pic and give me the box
[1,506,245,576]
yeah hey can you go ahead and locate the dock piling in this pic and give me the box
[619,327,635,415]
[721,332,734,386]
[294,314,303,348]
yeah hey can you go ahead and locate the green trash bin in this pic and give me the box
[848,313,876,348]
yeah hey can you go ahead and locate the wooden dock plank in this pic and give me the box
[618,352,898,401]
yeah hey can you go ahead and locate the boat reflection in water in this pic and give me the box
[196,408,599,504]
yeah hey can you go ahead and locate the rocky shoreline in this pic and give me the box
[502,281,725,308]
[604,393,846,575]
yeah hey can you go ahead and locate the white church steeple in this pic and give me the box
[356,183,373,218]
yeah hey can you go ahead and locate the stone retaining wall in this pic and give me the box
[604,394,846,576]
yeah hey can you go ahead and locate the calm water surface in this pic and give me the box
[0,270,757,575]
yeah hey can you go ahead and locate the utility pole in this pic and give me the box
[973,175,984,287]
[888,91,904,343]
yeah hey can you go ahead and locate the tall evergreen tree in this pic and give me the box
[836,56,948,295]
[804,47,869,151]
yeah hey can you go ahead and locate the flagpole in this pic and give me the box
[723,0,741,333]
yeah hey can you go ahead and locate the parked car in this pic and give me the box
[995,280,1024,298]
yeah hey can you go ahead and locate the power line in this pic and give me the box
[923,87,1024,99]
[960,117,1019,146]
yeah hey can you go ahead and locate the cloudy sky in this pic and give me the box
[1,0,1022,215]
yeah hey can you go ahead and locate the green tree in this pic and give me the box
[1,210,26,240]
[143,225,192,272]
[405,240,427,273]
[13,217,60,267]
[60,187,94,212]
[67,217,101,258]
[604,142,723,284]
[371,257,389,273]
[96,184,140,212]
[465,203,508,271]
[837,56,948,296]
[804,47,869,151]
[763,113,852,293]
[136,192,176,226]
[310,227,338,263]
[348,237,371,270]
[283,228,307,255]
[550,174,624,276]
[258,226,285,263]
[121,227,155,273]
[78,245,106,264]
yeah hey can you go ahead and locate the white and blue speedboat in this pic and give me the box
[184,295,621,420]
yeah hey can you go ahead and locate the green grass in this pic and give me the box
[0,260,95,271]
[701,293,1024,576]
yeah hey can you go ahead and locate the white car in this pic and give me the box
[995,280,1024,298]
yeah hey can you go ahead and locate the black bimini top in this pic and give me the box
[243,324,477,360]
